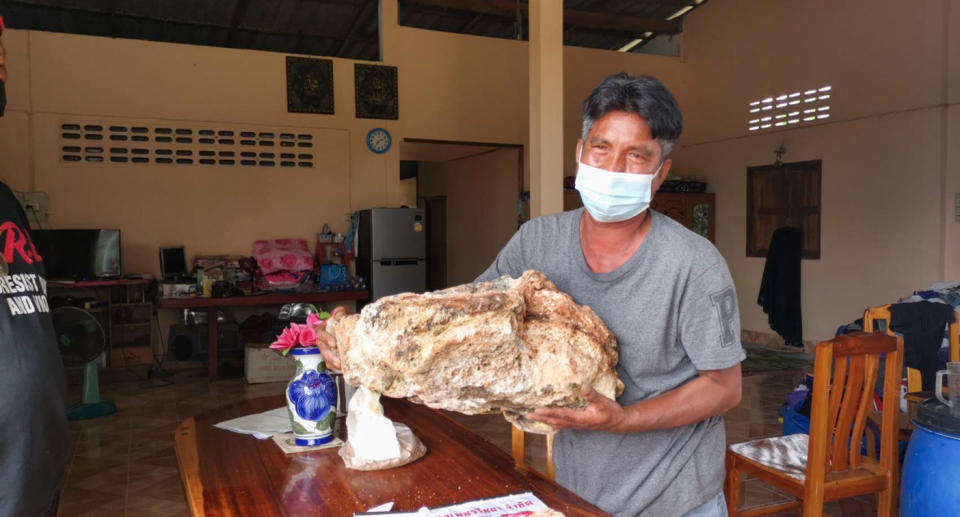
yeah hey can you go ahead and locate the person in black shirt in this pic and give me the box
[0,28,70,517]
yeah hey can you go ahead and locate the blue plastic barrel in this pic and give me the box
[900,399,960,516]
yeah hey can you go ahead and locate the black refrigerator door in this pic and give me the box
[360,208,425,261]
[370,259,426,300]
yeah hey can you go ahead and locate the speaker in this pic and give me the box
[168,323,240,361]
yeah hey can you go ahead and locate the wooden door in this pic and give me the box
[421,196,447,291]
[651,192,715,243]
[746,160,821,258]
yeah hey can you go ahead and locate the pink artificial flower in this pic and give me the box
[270,325,300,355]
[306,312,324,329]
[298,324,318,346]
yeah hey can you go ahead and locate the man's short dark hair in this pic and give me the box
[581,74,683,158]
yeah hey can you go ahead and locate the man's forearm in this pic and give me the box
[613,365,742,433]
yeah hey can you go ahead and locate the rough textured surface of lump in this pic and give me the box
[325,270,624,434]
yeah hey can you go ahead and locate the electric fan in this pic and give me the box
[52,306,117,420]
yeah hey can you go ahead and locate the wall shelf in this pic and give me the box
[48,279,154,367]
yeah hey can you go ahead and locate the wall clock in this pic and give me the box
[366,128,391,154]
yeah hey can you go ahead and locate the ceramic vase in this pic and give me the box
[286,347,338,446]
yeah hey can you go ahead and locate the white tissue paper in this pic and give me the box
[346,386,402,461]
[339,385,427,470]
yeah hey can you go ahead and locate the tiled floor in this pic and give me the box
[59,361,875,516]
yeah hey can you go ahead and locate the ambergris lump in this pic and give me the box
[325,270,624,434]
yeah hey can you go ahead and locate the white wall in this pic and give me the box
[671,0,960,343]
[439,148,521,285]
[2,0,956,347]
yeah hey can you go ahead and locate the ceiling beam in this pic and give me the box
[458,13,484,33]
[106,0,120,35]
[654,0,700,6]
[336,0,377,57]
[226,0,252,47]
[400,0,682,34]
[4,0,342,42]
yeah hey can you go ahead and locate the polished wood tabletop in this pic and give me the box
[175,395,609,516]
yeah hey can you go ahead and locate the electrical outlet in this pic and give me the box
[19,191,49,222]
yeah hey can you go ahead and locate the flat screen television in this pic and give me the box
[31,229,121,280]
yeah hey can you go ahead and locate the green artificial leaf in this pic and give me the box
[316,411,335,432]
[318,311,331,320]
[291,420,311,435]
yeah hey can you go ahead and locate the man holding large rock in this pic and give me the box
[474,74,744,516]
[320,74,743,517]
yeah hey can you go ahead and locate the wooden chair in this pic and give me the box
[724,331,903,517]
[511,425,555,480]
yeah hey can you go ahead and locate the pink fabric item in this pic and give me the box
[252,239,314,274]
[260,271,304,291]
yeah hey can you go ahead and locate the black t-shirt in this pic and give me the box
[0,182,69,516]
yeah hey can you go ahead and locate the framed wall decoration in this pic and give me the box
[286,56,334,114]
[355,64,398,120]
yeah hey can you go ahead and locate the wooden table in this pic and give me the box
[158,291,368,379]
[175,395,608,516]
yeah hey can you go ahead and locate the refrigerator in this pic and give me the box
[357,208,426,301]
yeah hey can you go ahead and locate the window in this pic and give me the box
[748,86,831,132]
[59,122,315,168]
[746,160,822,259]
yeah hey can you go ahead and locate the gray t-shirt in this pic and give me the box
[476,208,744,517]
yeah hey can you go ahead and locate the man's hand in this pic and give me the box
[318,306,350,370]
[526,385,626,432]
[528,363,742,434]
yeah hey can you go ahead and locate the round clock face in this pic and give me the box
[367,128,391,154]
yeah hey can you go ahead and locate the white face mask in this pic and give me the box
[574,149,662,223]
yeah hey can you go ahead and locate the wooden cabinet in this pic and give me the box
[563,189,716,243]
[563,189,583,212]
[650,192,716,243]
[48,279,154,367]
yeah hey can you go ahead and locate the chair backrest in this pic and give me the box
[806,331,902,481]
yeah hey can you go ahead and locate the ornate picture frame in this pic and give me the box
[354,64,398,120]
[286,56,334,114]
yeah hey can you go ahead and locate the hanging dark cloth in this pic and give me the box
[889,302,956,391]
[757,226,803,347]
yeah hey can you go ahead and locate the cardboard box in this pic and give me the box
[245,343,297,384]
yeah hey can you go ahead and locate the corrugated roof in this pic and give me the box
[0,0,705,60]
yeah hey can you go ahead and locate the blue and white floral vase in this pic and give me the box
[286,347,338,446]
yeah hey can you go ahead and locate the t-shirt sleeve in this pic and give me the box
[474,224,529,283]
[678,260,746,371]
